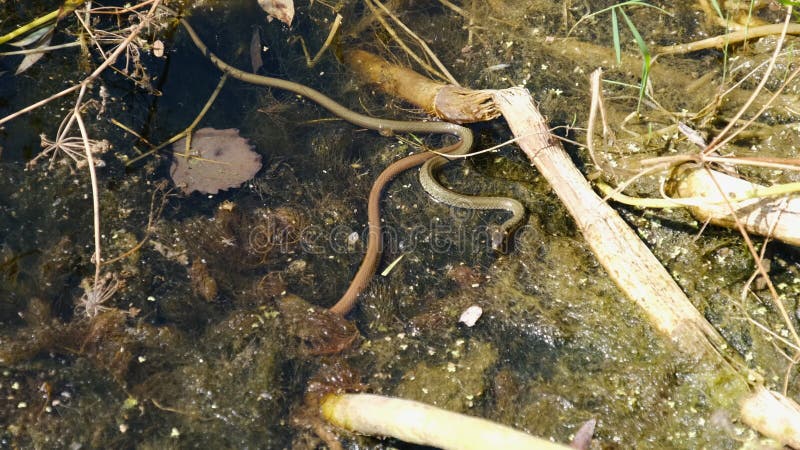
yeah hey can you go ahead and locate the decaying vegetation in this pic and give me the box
[3,0,800,448]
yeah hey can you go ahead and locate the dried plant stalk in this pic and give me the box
[493,88,729,359]
[344,50,499,123]
[492,87,800,448]
[740,386,800,447]
[669,165,800,246]
[342,50,800,445]
[321,393,572,450]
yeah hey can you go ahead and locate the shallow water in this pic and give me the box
[1,1,799,448]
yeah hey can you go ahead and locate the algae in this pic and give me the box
[1,1,799,448]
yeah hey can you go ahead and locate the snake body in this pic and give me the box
[181,19,524,315]
[420,152,525,251]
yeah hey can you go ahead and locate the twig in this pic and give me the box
[0,9,60,45]
[124,73,228,166]
[370,0,459,86]
[708,62,800,157]
[704,7,794,154]
[655,23,800,57]
[362,0,456,85]
[0,0,163,127]
[299,13,343,68]
[72,85,102,284]
[436,0,467,18]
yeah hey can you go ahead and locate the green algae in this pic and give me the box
[394,339,498,412]
[1,1,800,448]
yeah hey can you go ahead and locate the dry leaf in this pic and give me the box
[170,128,262,195]
[11,24,55,75]
[250,27,263,73]
[257,0,294,26]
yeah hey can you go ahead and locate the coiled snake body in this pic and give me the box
[181,18,524,315]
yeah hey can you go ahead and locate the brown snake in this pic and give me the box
[331,143,460,315]
[180,18,522,315]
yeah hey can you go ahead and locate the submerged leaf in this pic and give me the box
[15,32,54,75]
[250,26,264,73]
[9,24,54,47]
[257,0,294,26]
[170,128,262,195]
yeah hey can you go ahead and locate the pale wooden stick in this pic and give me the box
[322,393,572,450]
[670,166,800,247]
[493,87,727,358]
[491,86,800,447]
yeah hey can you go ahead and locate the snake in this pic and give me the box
[180,18,524,315]
[420,150,525,251]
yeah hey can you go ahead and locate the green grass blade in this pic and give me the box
[612,8,621,64]
[620,8,651,109]
[586,1,672,19]
[709,0,724,19]
[567,0,672,37]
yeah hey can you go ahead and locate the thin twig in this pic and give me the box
[371,0,459,86]
[125,73,228,165]
[362,0,455,85]
[655,23,800,57]
[300,13,343,68]
[0,0,163,127]
[705,7,793,153]
[72,86,103,284]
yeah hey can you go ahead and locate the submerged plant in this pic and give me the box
[76,272,123,318]
[31,132,110,170]
[569,1,671,109]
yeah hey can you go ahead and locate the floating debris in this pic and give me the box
[170,128,262,195]
[458,305,483,327]
[258,0,294,26]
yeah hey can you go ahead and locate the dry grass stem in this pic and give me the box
[436,0,467,18]
[125,73,228,166]
[300,13,343,68]
[0,0,163,127]
[362,0,458,85]
[704,7,793,153]
[655,23,800,57]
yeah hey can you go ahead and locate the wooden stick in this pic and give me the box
[345,49,499,123]
[670,165,800,247]
[321,393,572,450]
[494,88,724,355]
[491,87,800,448]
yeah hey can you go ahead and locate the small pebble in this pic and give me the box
[459,305,483,327]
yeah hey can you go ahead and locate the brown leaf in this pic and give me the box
[257,0,294,26]
[170,128,262,195]
[250,27,264,73]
